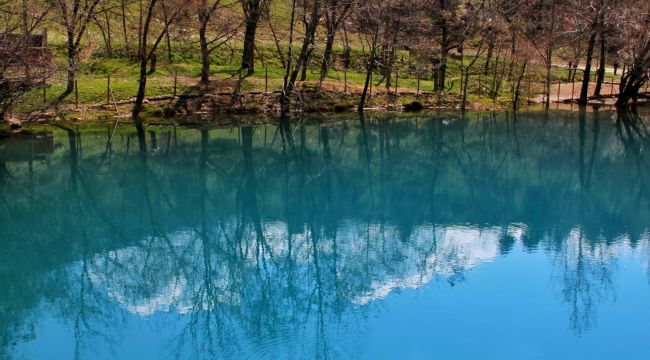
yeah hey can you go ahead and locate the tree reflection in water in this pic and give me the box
[1,108,650,358]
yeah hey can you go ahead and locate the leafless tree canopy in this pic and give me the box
[1,0,649,119]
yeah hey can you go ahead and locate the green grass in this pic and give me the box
[15,37,609,116]
[24,0,621,116]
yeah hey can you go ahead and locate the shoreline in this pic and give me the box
[5,88,649,128]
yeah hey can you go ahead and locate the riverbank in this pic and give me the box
[7,79,649,128]
[9,86,512,125]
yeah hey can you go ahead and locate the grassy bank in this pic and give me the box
[12,37,615,121]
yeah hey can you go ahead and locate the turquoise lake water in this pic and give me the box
[1,108,650,359]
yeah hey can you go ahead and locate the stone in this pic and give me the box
[6,116,22,130]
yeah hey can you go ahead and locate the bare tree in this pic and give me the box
[280,0,323,115]
[132,0,179,119]
[93,2,114,57]
[319,0,353,80]
[614,1,650,105]
[574,0,610,105]
[541,0,559,108]
[593,30,606,96]
[198,0,223,84]
[49,0,103,96]
[197,0,240,84]
[0,2,52,120]
[422,0,462,93]
[355,0,389,112]
[0,38,52,120]
[240,0,269,75]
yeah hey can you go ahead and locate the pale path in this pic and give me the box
[534,81,622,102]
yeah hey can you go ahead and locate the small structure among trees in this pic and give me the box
[0,29,51,66]
[0,29,53,121]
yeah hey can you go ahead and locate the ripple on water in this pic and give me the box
[240,327,351,360]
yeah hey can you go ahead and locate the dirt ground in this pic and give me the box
[176,75,423,95]
[534,81,622,102]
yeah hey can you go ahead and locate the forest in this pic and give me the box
[1,0,650,123]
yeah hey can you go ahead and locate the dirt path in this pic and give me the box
[534,81,620,103]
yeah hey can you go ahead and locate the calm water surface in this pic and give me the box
[1,108,650,359]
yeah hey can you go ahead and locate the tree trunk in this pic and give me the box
[320,32,336,80]
[102,9,113,57]
[544,2,556,108]
[133,55,147,123]
[462,70,470,111]
[121,0,130,55]
[579,30,597,105]
[280,0,297,116]
[65,34,77,95]
[138,0,143,56]
[106,11,113,57]
[163,5,172,63]
[438,4,449,93]
[507,29,516,80]
[571,64,578,82]
[461,39,485,111]
[242,18,259,75]
[432,59,440,92]
[594,32,606,97]
[384,47,395,91]
[358,56,375,113]
[513,61,527,109]
[21,1,32,82]
[134,55,149,120]
[459,45,464,95]
[96,18,111,56]
[300,48,314,81]
[199,20,210,83]
[282,0,321,114]
[616,60,649,106]
[544,60,552,108]
[484,29,494,75]
[289,24,317,86]
[438,23,449,93]
[133,0,157,121]
[438,51,448,93]
[148,49,157,74]
[492,51,504,100]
